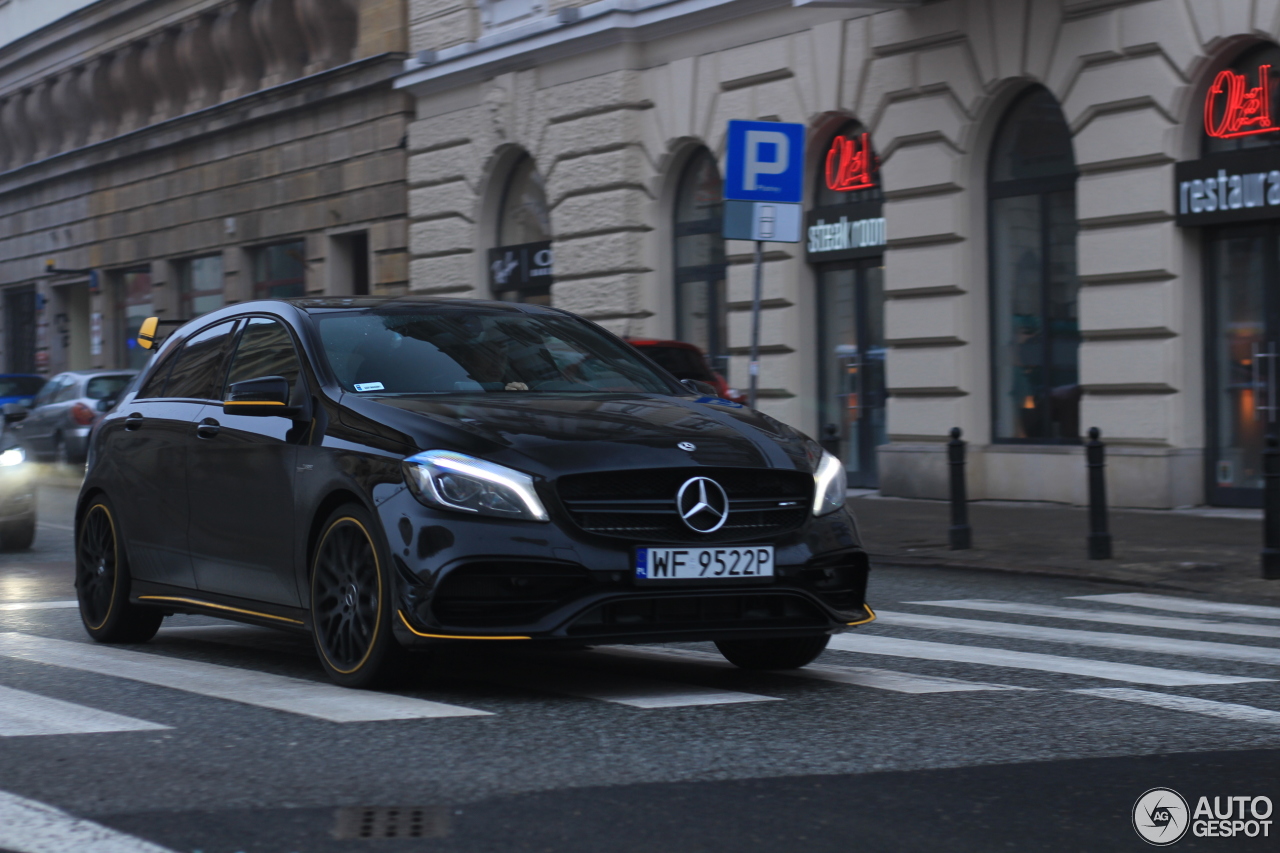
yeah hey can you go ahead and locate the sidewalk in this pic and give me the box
[849,493,1278,603]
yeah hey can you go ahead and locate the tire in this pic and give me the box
[75,496,163,643]
[0,514,36,551]
[715,635,831,671]
[309,504,407,688]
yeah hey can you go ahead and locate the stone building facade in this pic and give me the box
[0,0,412,375]
[395,0,1280,509]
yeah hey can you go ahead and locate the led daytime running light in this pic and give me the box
[812,450,846,516]
[404,450,549,522]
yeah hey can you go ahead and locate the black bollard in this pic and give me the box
[1086,427,1112,560]
[948,427,971,550]
[1263,434,1280,580]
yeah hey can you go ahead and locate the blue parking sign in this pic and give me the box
[724,120,805,203]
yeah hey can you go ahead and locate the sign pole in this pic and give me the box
[748,239,763,408]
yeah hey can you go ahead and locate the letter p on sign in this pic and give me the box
[744,130,789,190]
[724,120,805,203]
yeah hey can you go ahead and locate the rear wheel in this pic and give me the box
[76,496,163,643]
[310,505,406,688]
[715,635,830,670]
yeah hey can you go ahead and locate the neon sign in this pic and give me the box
[1204,64,1280,139]
[824,132,877,192]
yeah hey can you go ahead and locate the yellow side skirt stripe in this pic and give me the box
[138,596,305,626]
[397,610,529,640]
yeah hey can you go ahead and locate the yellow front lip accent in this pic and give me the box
[847,604,876,627]
[397,610,529,640]
[138,596,304,625]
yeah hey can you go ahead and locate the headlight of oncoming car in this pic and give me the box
[0,447,25,467]
[812,450,846,516]
[402,450,549,522]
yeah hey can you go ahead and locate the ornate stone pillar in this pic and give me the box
[0,97,12,171]
[296,0,357,75]
[177,14,224,112]
[82,55,117,143]
[250,0,306,87]
[4,90,35,167]
[51,68,87,151]
[25,81,59,160]
[213,0,263,100]
[111,43,148,133]
[143,29,186,123]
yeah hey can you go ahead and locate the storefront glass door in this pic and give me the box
[1208,225,1277,506]
[818,259,886,488]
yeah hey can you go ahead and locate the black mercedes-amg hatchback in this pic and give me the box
[76,298,874,687]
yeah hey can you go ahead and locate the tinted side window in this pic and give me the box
[32,377,64,407]
[165,321,238,400]
[224,318,302,399]
[54,379,81,403]
[136,348,179,399]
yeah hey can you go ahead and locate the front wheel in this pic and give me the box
[76,496,163,643]
[715,635,830,670]
[310,505,406,688]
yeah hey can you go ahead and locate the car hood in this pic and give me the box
[339,392,816,478]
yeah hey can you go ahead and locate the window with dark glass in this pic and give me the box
[493,155,553,305]
[163,321,237,400]
[988,87,1081,442]
[253,242,306,299]
[177,255,225,319]
[673,148,728,379]
[115,268,152,371]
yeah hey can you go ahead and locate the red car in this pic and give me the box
[627,339,747,404]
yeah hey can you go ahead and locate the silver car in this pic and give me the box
[13,370,137,465]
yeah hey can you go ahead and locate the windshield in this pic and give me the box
[0,376,44,397]
[314,309,680,395]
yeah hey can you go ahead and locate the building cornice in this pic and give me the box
[393,0,888,96]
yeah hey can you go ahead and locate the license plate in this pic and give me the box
[635,546,774,580]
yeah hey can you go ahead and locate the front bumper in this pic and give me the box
[377,485,872,646]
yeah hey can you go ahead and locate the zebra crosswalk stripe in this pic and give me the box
[907,599,1280,640]
[0,685,168,737]
[0,789,179,853]
[1071,593,1280,621]
[1072,688,1280,726]
[599,647,1032,694]
[0,633,490,722]
[0,601,79,612]
[875,610,1280,666]
[826,634,1268,686]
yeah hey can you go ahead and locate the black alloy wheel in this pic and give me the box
[714,635,831,670]
[76,496,163,643]
[310,505,406,688]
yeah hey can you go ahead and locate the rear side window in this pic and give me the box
[85,375,134,401]
[223,318,302,399]
[164,321,238,400]
[135,349,178,400]
[32,376,65,407]
[53,379,81,403]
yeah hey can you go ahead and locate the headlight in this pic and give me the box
[0,447,24,467]
[812,450,846,516]
[402,450,549,522]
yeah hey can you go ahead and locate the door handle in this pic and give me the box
[125,414,144,430]
[196,418,221,440]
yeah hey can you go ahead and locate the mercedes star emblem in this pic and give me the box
[676,476,729,533]
[678,441,696,452]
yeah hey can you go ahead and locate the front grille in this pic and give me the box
[556,467,812,543]
[432,561,593,627]
[568,592,827,636]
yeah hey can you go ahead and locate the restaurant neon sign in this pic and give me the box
[1204,64,1280,139]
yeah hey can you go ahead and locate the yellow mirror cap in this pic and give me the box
[137,316,159,350]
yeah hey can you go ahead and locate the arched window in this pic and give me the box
[491,153,552,305]
[988,87,1081,442]
[673,148,728,377]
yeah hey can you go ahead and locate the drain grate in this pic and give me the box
[332,805,451,840]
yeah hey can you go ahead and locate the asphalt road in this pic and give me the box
[1,480,1277,852]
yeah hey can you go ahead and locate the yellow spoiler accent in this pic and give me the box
[847,604,877,627]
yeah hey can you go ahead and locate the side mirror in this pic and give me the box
[680,378,717,398]
[224,376,299,418]
[137,316,159,350]
[2,403,28,424]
